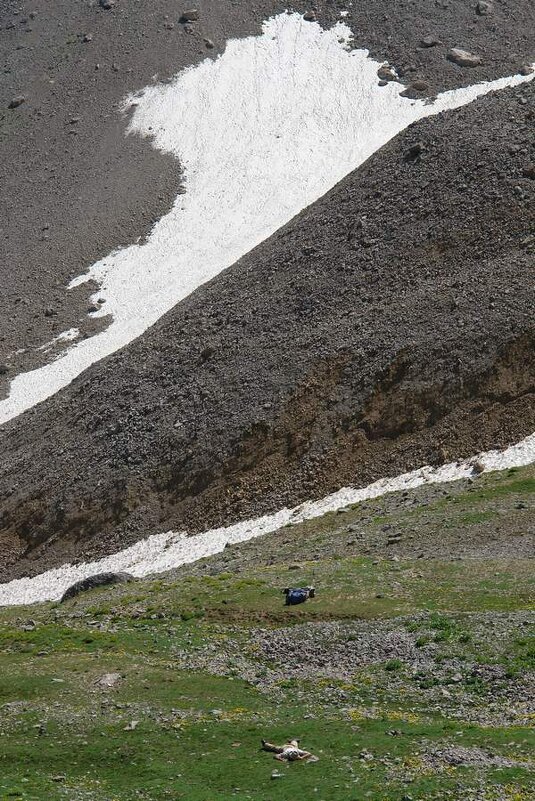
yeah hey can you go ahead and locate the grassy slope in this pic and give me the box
[0,465,534,801]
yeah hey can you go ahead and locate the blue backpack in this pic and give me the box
[283,587,315,606]
[287,589,308,605]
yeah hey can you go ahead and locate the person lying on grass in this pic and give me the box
[261,738,318,761]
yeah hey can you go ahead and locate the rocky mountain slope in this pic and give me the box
[1,0,533,381]
[1,73,533,580]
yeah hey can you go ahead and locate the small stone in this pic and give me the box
[451,672,463,683]
[447,48,482,67]
[69,116,81,124]
[522,164,535,179]
[83,33,93,42]
[124,720,139,730]
[94,672,122,688]
[409,80,429,92]
[288,564,300,571]
[8,95,26,109]
[405,142,424,161]
[52,775,66,783]
[378,79,388,86]
[204,37,214,48]
[420,35,440,47]
[164,21,175,29]
[377,64,397,81]
[200,345,214,362]
[0,365,8,375]
[519,64,533,75]
[476,0,493,14]
[180,9,199,22]
[99,0,115,9]
[471,460,485,475]
[271,769,283,779]
[303,11,317,21]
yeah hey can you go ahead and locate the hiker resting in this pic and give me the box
[261,738,317,761]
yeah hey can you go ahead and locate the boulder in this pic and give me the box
[94,672,122,688]
[377,64,397,81]
[404,141,424,161]
[8,95,26,109]
[60,571,133,602]
[447,48,482,67]
[180,9,199,22]
[476,1,493,15]
[409,80,429,92]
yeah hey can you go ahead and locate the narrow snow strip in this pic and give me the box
[38,328,80,352]
[0,13,533,425]
[1,432,533,607]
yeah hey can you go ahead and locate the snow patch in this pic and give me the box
[0,14,533,425]
[1,432,533,607]
[38,328,80,353]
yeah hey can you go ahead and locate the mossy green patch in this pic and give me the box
[1,464,534,799]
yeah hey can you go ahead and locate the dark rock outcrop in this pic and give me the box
[60,572,133,602]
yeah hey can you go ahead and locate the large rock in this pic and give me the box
[180,9,199,22]
[8,95,26,109]
[476,1,493,15]
[94,672,122,688]
[60,572,133,602]
[447,48,482,67]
